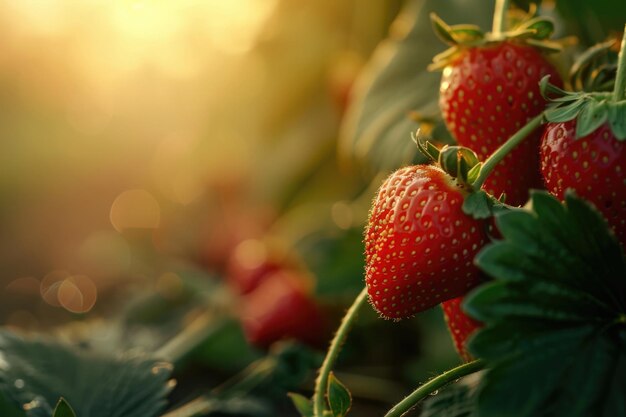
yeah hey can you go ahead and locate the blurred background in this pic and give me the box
[0,0,393,320]
[1,0,623,416]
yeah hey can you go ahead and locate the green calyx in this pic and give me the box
[543,25,626,140]
[416,136,481,186]
[429,4,560,71]
[540,78,626,141]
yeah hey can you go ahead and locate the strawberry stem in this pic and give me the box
[613,25,626,102]
[472,113,543,191]
[492,0,510,36]
[313,287,369,417]
[384,359,486,417]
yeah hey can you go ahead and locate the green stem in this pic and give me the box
[492,0,510,36]
[473,114,543,190]
[313,287,369,417]
[612,25,626,102]
[384,359,486,417]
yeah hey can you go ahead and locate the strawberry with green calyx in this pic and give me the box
[365,114,546,320]
[539,26,626,247]
[364,140,490,320]
[430,0,563,206]
[442,295,482,362]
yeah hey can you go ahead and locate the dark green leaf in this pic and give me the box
[327,373,351,417]
[287,393,313,417]
[462,191,493,220]
[517,17,554,40]
[52,399,75,417]
[467,192,626,417]
[0,331,174,417]
[339,0,492,173]
[430,13,457,45]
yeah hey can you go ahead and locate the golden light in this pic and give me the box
[110,189,161,232]
[57,275,98,314]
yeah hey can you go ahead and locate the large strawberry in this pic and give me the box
[539,35,626,246]
[365,146,490,320]
[430,7,563,206]
[442,296,482,362]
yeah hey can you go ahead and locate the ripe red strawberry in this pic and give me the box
[240,270,326,348]
[539,32,626,247]
[442,296,482,362]
[541,120,626,245]
[365,164,488,319]
[430,12,563,206]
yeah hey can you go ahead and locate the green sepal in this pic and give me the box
[466,162,482,185]
[416,136,441,163]
[53,398,76,417]
[449,25,485,44]
[608,101,626,139]
[576,97,609,137]
[437,145,480,184]
[288,393,313,417]
[430,13,458,46]
[462,190,494,220]
[327,373,351,417]
[524,38,562,53]
[515,16,554,40]
[540,76,626,140]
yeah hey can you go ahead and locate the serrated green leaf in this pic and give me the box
[339,0,492,173]
[327,373,351,417]
[0,331,174,417]
[467,192,626,417]
[52,399,75,417]
[287,393,313,417]
[462,191,493,220]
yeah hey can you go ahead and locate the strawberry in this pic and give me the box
[430,10,563,206]
[240,269,326,348]
[538,31,626,247]
[540,114,626,246]
[364,164,488,320]
[442,296,482,362]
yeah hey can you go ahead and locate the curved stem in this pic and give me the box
[492,0,510,36]
[473,114,543,190]
[612,25,626,102]
[384,359,486,417]
[313,287,369,417]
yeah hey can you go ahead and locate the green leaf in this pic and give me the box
[608,100,626,140]
[287,393,313,417]
[466,191,626,417]
[0,330,174,417]
[339,0,492,173]
[327,373,351,417]
[462,191,493,220]
[52,399,75,417]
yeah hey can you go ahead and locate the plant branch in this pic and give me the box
[473,114,543,190]
[313,287,369,417]
[612,25,626,102]
[384,359,486,417]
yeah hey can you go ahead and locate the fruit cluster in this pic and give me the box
[364,6,626,360]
